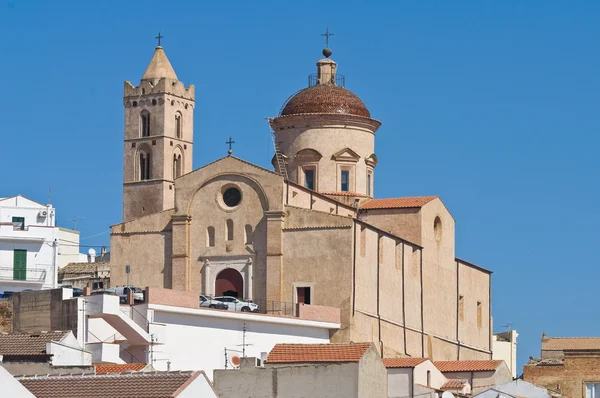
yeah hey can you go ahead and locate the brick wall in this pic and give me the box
[524,355,600,398]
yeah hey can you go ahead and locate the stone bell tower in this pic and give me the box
[122,37,195,221]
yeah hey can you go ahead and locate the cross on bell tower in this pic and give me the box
[155,32,163,47]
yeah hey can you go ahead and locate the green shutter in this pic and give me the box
[13,250,27,281]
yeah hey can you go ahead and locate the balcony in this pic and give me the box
[0,223,47,242]
[0,267,46,283]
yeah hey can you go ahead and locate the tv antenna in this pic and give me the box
[72,216,85,230]
[236,322,253,358]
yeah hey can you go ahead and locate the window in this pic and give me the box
[341,170,350,192]
[477,301,482,328]
[12,217,25,230]
[175,112,182,138]
[92,281,104,290]
[244,224,253,244]
[223,187,242,207]
[226,219,234,241]
[13,249,26,281]
[304,169,315,190]
[434,216,442,242]
[367,172,372,196]
[426,371,431,387]
[140,110,151,137]
[297,287,311,305]
[139,152,151,180]
[173,154,182,179]
[587,384,600,398]
[207,226,215,247]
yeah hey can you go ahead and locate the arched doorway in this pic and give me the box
[215,268,243,298]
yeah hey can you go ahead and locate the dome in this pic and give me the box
[280,85,371,118]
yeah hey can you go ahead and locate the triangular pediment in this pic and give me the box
[365,153,378,167]
[331,148,360,162]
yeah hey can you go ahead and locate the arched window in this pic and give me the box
[244,224,253,244]
[226,219,234,241]
[207,226,215,247]
[139,152,151,180]
[175,111,182,138]
[173,153,182,179]
[140,110,151,137]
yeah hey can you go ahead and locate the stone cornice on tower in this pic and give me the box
[124,46,195,101]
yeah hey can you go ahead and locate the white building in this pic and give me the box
[0,195,86,295]
[493,330,519,378]
[65,287,340,379]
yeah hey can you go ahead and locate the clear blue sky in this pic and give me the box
[1,0,598,372]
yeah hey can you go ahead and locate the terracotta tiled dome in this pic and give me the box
[280,85,371,118]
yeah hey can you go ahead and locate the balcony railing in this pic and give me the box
[308,73,345,88]
[0,267,47,282]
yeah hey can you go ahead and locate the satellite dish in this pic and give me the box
[442,392,455,398]
[231,355,241,367]
[88,248,96,256]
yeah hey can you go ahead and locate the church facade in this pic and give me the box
[110,42,493,361]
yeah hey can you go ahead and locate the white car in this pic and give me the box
[213,296,259,312]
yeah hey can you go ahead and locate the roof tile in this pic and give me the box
[542,337,600,351]
[94,363,147,374]
[18,371,198,398]
[360,196,437,210]
[383,358,428,368]
[0,331,68,356]
[59,262,109,275]
[434,360,504,372]
[442,379,469,389]
[267,343,372,364]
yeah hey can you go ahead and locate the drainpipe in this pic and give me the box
[352,222,356,316]
[52,239,58,288]
[402,243,407,355]
[456,260,460,360]
[420,251,424,357]
[377,235,381,349]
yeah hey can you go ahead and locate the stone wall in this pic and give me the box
[0,298,12,333]
[12,289,77,334]
[524,355,600,398]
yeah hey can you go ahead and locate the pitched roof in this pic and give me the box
[59,262,109,275]
[383,358,428,368]
[17,371,199,398]
[141,46,178,81]
[267,343,372,364]
[94,363,147,374]
[0,331,68,356]
[360,196,437,210]
[433,360,504,372]
[542,337,600,351]
[442,379,469,389]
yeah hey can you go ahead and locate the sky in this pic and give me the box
[1,0,599,372]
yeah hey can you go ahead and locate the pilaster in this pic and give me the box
[171,213,191,291]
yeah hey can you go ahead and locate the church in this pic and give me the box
[110,39,493,361]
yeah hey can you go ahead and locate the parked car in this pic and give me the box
[200,295,228,310]
[113,286,144,303]
[72,288,84,297]
[213,296,259,312]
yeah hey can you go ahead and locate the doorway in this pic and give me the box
[296,287,311,305]
[215,268,243,298]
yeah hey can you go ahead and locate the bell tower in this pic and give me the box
[122,36,195,221]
